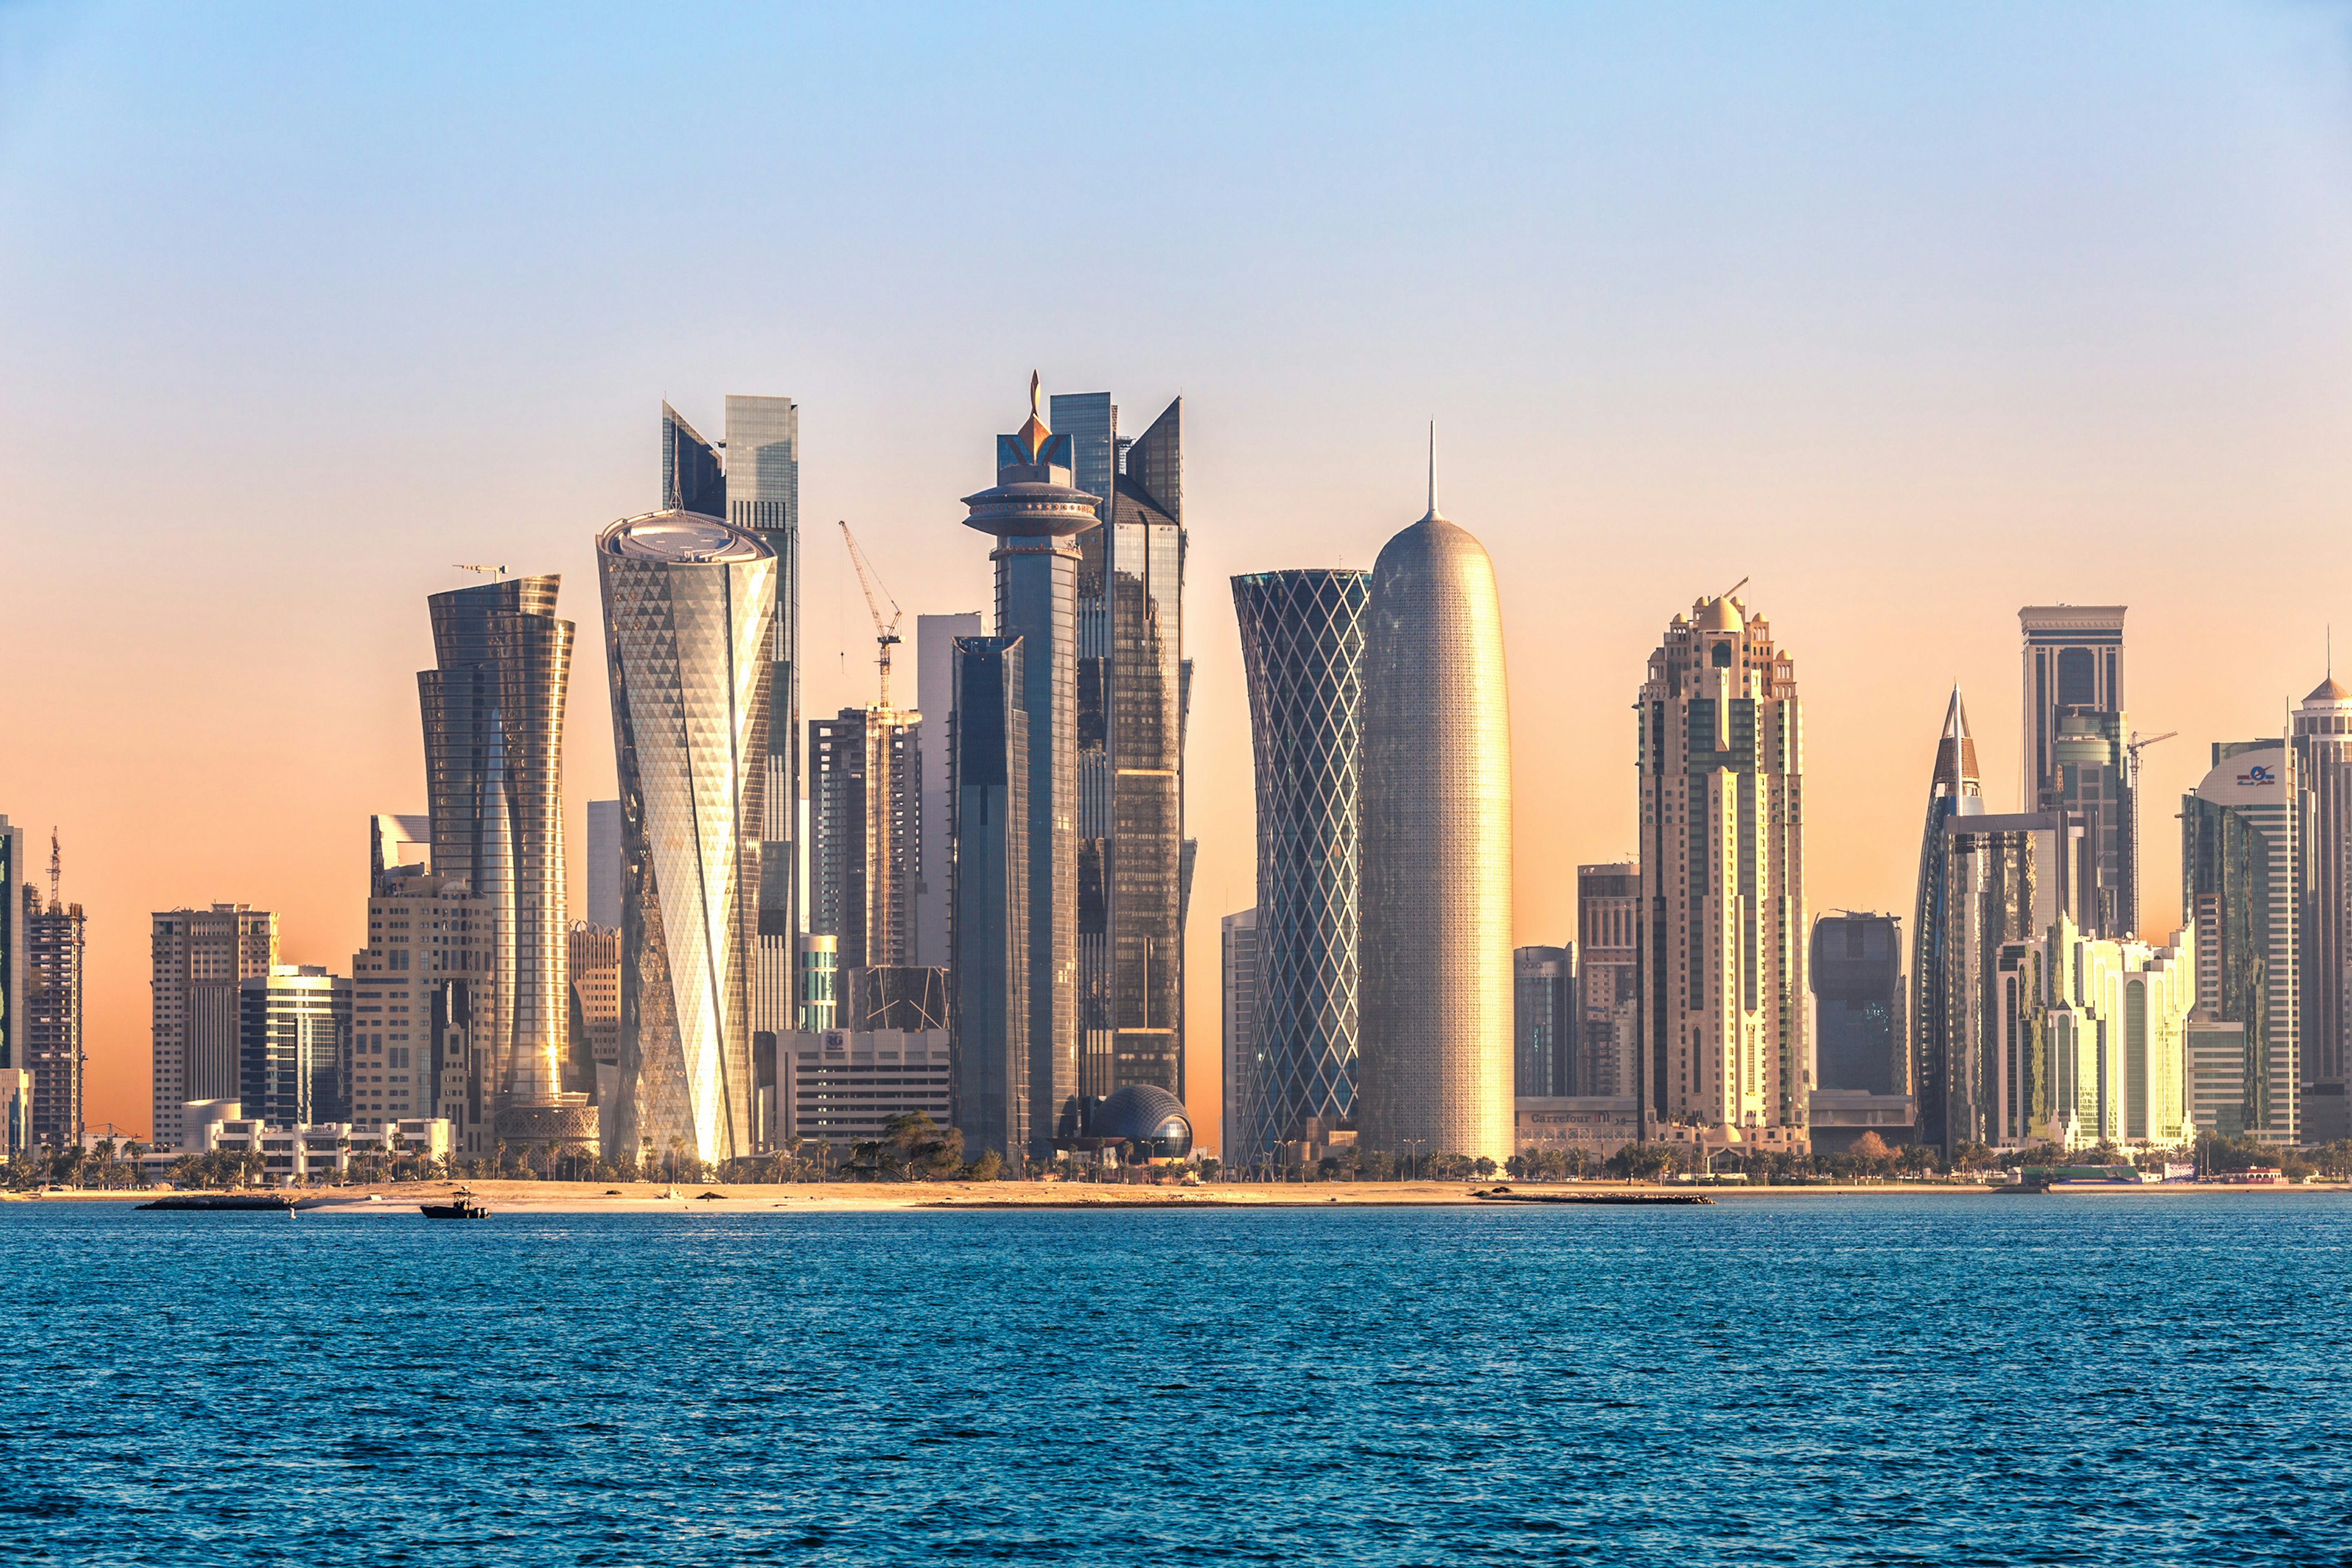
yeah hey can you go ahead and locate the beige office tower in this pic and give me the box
[1577,864,1641,1095]
[1357,488,1514,1165]
[151,905,278,1148]
[1635,591,1809,1150]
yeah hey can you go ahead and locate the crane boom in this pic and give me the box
[838,521,904,708]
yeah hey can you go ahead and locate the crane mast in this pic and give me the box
[837,521,904,709]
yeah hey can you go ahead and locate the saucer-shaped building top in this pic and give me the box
[1357,500,1514,1164]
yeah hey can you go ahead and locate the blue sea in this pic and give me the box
[5,1194,2350,1566]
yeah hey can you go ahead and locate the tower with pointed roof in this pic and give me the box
[953,375,1098,1159]
[2294,671,2352,1136]
[1910,688,1984,1153]
[1634,589,1809,1155]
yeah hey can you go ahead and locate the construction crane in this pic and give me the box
[837,521,903,709]
[2127,729,2177,771]
[48,829,59,909]
[453,563,508,581]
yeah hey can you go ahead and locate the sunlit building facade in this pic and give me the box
[151,904,278,1149]
[1232,567,1368,1164]
[1635,592,1807,1153]
[599,510,777,1166]
[418,573,576,1144]
[2184,740,2299,1144]
[1053,391,1189,1102]
[1359,498,1513,1164]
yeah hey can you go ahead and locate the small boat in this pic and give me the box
[420,1199,491,1220]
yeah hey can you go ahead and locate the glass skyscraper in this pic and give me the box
[239,965,352,1128]
[1513,946,1575,1097]
[599,511,777,1166]
[2184,741,2299,1144]
[418,574,576,1144]
[1359,498,1514,1164]
[1810,913,1902,1095]
[1232,568,1366,1163]
[1052,391,1188,1103]
[2021,606,2136,937]
[957,379,1097,1157]
[949,635,1030,1160]
[2293,676,2352,1139]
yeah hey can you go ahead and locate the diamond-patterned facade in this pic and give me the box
[1232,569,1367,1164]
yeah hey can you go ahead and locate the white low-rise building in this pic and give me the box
[780,1029,950,1148]
[203,1116,453,1184]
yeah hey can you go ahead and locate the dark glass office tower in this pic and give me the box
[418,575,575,1140]
[949,636,1030,1159]
[1513,946,1575,1096]
[239,966,351,1127]
[2021,606,2135,935]
[962,378,1097,1156]
[1052,391,1188,1103]
[1231,568,1367,1164]
[1910,688,1981,1153]
[1810,913,1902,1094]
[660,402,727,519]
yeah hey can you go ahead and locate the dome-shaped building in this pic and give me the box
[1357,494,1514,1165]
[1082,1084,1194,1161]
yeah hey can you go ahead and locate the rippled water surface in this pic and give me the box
[6,1194,2352,1565]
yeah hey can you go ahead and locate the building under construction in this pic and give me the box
[24,832,86,1150]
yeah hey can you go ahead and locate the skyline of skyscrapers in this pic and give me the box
[1231,567,1367,1166]
[1635,590,1808,1153]
[1357,488,1515,1164]
[598,510,777,1167]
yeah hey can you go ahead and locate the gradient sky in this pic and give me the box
[6,1,2352,1146]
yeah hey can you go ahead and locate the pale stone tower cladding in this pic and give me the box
[1637,593,1808,1142]
[1357,505,1513,1164]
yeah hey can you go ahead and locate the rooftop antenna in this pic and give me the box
[1427,421,1438,519]
[454,563,508,581]
[839,521,905,709]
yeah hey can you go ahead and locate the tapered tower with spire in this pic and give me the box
[1910,687,1983,1153]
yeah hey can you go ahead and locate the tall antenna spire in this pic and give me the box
[1427,421,1436,518]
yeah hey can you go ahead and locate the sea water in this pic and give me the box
[2,1194,2348,1566]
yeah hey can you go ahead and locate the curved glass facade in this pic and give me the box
[1358,516,1515,1163]
[1232,569,1367,1165]
[599,511,777,1166]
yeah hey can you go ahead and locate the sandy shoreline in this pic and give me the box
[12,1177,2346,1213]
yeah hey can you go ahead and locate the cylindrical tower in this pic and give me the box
[1358,504,1513,1164]
[961,374,1099,1158]
[599,510,777,1166]
[1232,568,1368,1166]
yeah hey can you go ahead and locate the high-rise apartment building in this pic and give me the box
[2184,741,2299,1144]
[353,872,497,1145]
[1051,390,1189,1102]
[1810,913,1902,1095]
[2293,675,2352,1142]
[151,905,278,1148]
[22,834,85,1150]
[1512,946,1576,1097]
[1635,592,1807,1150]
[600,510,776,1166]
[418,573,575,1145]
[586,799,623,930]
[567,921,620,1105]
[809,707,919,973]
[1576,864,1641,1096]
[0,818,26,1149]
[657,397,803,1088]
[1231,568,1367,1164]
[1358,489,1513,1164]
[954,380,1095,1158]
[949,635,1030,1159]
[2021,606,2136,936]
[239,965,352,1128]
[1220,908,1259,1161]
[913,612,982,967]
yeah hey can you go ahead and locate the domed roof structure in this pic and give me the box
[2307,676,2351,704]
[1087,1084,1193,1158]
[1694,595,1743,631]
